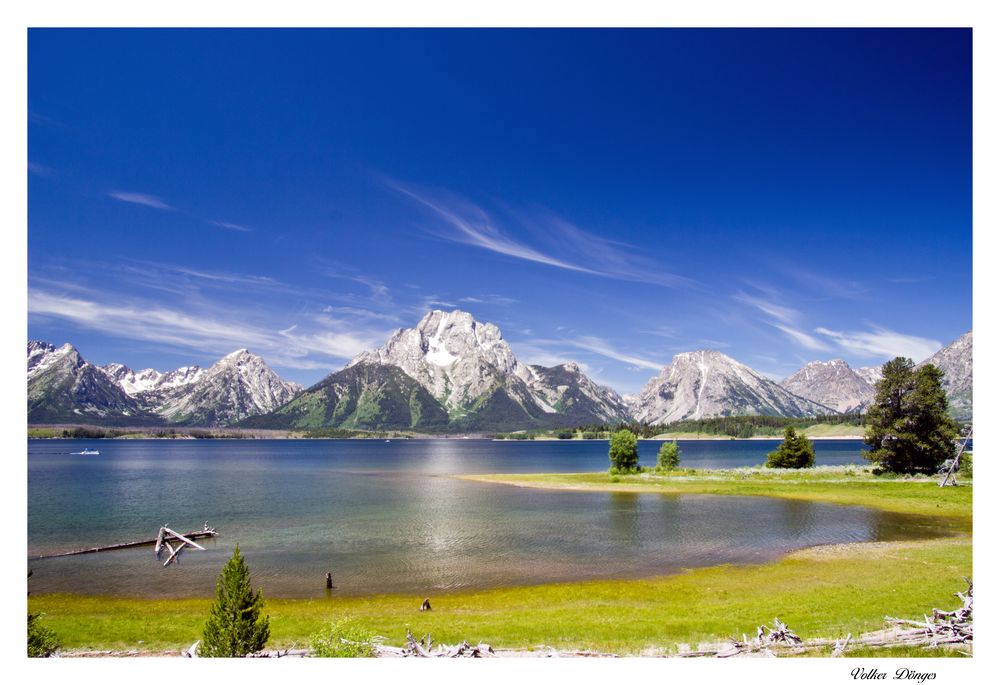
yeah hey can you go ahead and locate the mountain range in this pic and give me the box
[28,342,301,426]
[27,311,972,430]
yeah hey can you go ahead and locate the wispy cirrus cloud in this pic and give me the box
[459,295,518,306]
[769,323,832,352]
[814,326,941,362]
[523,335,665,371]
[28,161,53,177]
[780,266,869,300]
[108,193,251,235]
[108,191,175,210]
[28,284,392,371]
[734,291,801,325]
[385,180,697,289]
[389,182,596,274]
[733,286,833,352]
[207,219,253,232]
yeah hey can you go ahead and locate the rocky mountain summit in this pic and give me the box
[102,362,205,395]
[28,341,151,424]
[628,349,832,424]
[780,359,875,414]
[147,349,302,426]
[918,331,972,420]
[28,342,300,427]
[854,366,884,386]
[525,362,632,424]
[261,310,631,431]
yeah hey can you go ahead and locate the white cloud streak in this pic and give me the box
[108,191,174,210]
[390,182,596,274]
[524,335,665,371]
[207,219,253,232]
[734,292,801,325]
[28,288,390,371]
[28,161,53,177]
[814,326,941,362]
[770,323,833,352]
[387,181,696,289]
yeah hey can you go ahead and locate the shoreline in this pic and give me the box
[458,468,973,523]
[27,433,867,441]
[29,535,970,655]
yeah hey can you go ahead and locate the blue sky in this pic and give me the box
[27,28,971,393]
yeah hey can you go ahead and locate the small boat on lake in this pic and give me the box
[72,448,101,456]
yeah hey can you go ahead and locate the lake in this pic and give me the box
[27,438,950,598]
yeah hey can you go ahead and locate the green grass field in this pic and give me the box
[28,466,972,656]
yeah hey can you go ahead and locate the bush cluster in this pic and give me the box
[765,427,815,469]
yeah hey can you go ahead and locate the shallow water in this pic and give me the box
[27,439,950,598]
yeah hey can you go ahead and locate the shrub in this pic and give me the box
[27,613,59,657]
[656,440,681,471]
[959,452,973,479]
[765,427,815,469]
[310,619,381,657]
[608,429,640,473]
[199,545,270,657]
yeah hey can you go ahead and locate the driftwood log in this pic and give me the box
[374,630,495,658]
[676,579,972,658]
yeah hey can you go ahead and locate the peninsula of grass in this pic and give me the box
[460,465,972,524]
[28,465,971,657]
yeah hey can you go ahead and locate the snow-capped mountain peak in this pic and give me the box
[350,309,524,412]
[780,359,874,414]
[347,309,630,426]
[630,349,831,423]
[29,342,301,427]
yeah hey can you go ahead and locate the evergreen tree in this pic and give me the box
[199,545,270,657]
[656,440,681,470]
[765,426,815,468]
[864,358,957,474]
[608,429,640,473]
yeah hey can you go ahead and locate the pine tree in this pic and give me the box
[608,429,640,473]
[198,545,270,657]
[864,358,957,474]
[765,426,815,468]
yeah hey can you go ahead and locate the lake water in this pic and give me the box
[27,438,952,598]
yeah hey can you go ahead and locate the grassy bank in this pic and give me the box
[461,466,972,523]
[29,538,969,655]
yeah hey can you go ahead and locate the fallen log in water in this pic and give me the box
[30,525,218,560]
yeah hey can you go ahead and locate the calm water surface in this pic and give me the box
[27,439,950,598]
